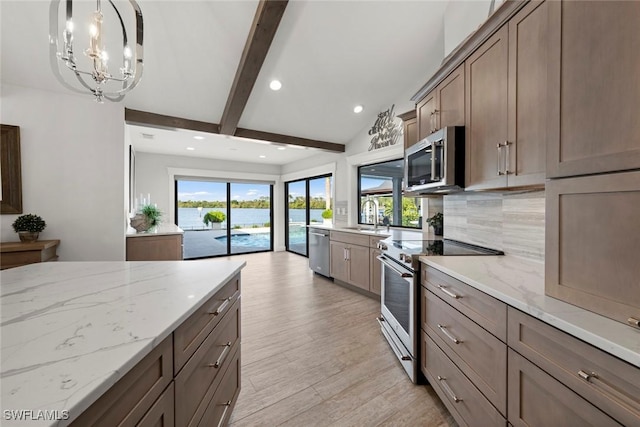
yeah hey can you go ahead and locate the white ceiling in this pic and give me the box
[1,0,449,165]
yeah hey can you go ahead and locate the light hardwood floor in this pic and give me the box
[209,251,456,427]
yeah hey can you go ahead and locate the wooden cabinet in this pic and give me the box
[0,240,60,270]
[508,307,640,426]
[422,264,640,427]
[545,171,640,327]
[71,273,241,427]
[126,233,183,261]
[420,267,507,426]
[417,65,465,141]
[397,110,418,150]
[465,0,548,191]
[329,231,387,295]
[508,350,621,427]
[546,0,640,178]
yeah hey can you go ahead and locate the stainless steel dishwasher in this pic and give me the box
[308,228,330,278]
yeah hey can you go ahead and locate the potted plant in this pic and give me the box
[203,211,226,230]
[426,212,443,236]
[12,213,46,242]
[321,209,333,225]
[130,204,162,232]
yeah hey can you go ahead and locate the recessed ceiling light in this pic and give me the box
[277,147,286,151]
[269,80,282,91]
[186,147,195,151]
[193,135,205,140]
[259,155,266,158]
[353,105,364,114]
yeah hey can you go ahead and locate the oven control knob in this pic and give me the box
[400,253,410,263]
[378,242,387,251]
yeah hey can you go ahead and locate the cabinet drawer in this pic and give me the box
[422,265,507,341]
[421,332,506,427]
[175,298,240,427]
[508,308,640,426]
[330,231,370,247]
[138,382,175,427]
[174,273,240,373]
[423,288,507,414]
[70,336,173,427]
[197,347,241,427]
[508,349,621,427]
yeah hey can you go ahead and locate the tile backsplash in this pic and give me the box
[443,191,545,262]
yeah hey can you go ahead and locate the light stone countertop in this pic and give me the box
[126,223,184,237]
[0,260,245,426]
[308,224,435,241]
[419,255,640,368]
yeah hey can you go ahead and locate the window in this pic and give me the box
[358,159,420,229]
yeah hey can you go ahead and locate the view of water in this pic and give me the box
[178,207,325,230]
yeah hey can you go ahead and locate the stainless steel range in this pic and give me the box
[377,237,503,383]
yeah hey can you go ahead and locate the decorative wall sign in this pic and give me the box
[368,104,403,151]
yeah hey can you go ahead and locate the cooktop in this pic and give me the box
[390,239,504,256]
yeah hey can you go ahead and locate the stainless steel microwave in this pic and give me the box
[404,126,465,194]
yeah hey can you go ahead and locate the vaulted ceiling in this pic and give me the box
[1,1,450,164]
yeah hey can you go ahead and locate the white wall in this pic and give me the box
[443,0,500,57]
[0,83,126,260]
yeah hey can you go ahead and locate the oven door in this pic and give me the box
[378,255,416,357]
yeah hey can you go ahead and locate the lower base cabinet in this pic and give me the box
[70,274,241,427]
[421,263,640,427]
[508,350,621,427]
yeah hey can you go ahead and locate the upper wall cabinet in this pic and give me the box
[547,0,640,178]
[416,65,465,141]
[398,110,418,150]
[465,1,548,191]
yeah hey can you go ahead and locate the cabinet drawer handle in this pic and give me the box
[208,342,232,368]
[437,376,462,403]
[628,317,640,328]
[437,324,462,344]
[216,400,233,427]
[577,370,637,408]
[209,297,232,316]
[437,285,461,299]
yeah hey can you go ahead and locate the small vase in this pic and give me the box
[130,213,151,232]
[18,231,39,242]
[433,226,443,236]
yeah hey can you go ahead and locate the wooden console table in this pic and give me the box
[0,240,60,270]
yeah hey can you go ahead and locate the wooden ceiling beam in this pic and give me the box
[218,0,289,135]
[125,109,345,153]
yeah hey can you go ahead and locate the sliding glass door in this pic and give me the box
[285,174,332,256]
[176,179,273,259]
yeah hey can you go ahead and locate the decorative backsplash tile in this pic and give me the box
[443,191,545,262]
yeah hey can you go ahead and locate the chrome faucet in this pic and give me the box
[361,199,379,230]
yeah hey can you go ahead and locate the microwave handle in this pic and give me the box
[430,141,437,180]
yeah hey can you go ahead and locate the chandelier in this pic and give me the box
[49,0,144,102]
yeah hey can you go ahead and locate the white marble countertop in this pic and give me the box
[126,223,184,237]
[419,255,640,368]
[308,224,434,240]
[0,260,245,426]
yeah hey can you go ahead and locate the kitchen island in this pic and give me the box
[0,260,245,426]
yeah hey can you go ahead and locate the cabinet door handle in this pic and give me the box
[216,401,233,427]
[208,341,232,368]
[577,370,637,408]
[437,376,463,402]
[503,141,512,175]
[437,284,461,299]
[628,317,640,328]
[209,297,231,316]
[345,248,350,261]
[496,143,504,175]
[437,324,462,344]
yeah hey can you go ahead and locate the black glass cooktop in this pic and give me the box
[390,239,504,256]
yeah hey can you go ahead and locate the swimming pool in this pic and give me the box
[215,230,306,247]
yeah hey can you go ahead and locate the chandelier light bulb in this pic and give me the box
[66,20,74,33]
[123,45,132,59]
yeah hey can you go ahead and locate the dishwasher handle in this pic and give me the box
[309,232,329,237]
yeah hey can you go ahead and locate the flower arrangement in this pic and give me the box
[426,212,443,235]
[12,214,46,233]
